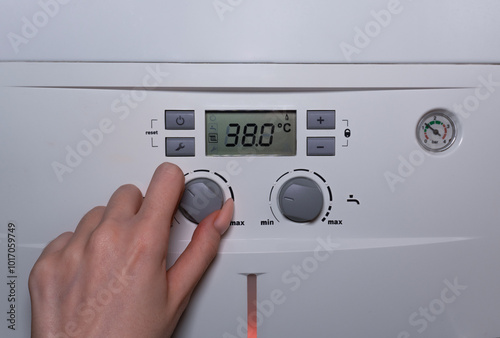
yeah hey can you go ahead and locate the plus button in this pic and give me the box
[317,116,325,124]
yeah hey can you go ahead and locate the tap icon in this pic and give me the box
[347,194,360,205]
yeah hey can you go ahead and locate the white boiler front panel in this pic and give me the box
[1,0,500,64]
[1,63,500,337]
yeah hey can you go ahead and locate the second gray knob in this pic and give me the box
[278,177,323,223]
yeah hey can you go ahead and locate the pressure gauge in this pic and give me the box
[416,109,458,152]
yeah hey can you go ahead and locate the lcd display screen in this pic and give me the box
[206,110,296,156]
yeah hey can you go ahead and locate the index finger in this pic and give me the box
[137,162,185,239]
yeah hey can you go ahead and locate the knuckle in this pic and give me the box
[81,206,106,224]
[89,205,106,215]
[45,231,73,251]
[29,259,46,285]
[86,223,121,256]
[28,255,57,293]
[63,245,84,266]
[117,183,142,196]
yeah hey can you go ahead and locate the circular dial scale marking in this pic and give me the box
[417,110,457,152]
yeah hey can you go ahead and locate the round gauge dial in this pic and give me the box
[416,110,457,152]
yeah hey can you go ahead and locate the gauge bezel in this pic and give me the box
[416,109,458,153]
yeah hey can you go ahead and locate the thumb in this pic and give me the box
[166,199,234,307]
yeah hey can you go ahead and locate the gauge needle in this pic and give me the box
[425,123,441,137]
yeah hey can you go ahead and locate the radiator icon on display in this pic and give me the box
[208,133,218,143]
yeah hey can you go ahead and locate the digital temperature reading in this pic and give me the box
[206,110,296,156]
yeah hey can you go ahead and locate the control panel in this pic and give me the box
[1,63,500,338]
[149,106,348,243]
[160,109,339,229]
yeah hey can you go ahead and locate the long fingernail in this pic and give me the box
[213,199,234,235]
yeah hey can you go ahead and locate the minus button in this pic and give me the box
[307,137,335,156]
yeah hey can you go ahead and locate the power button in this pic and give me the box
[165,110,195,130]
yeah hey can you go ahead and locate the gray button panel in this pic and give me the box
[165,110,195,130]
[166,137,195,157]
[307,110,335,129]
[307,137,335,156]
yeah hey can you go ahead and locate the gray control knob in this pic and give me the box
[179,178,225,224]
[278,177,323,223]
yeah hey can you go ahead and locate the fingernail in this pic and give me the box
[213,199,234,235]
